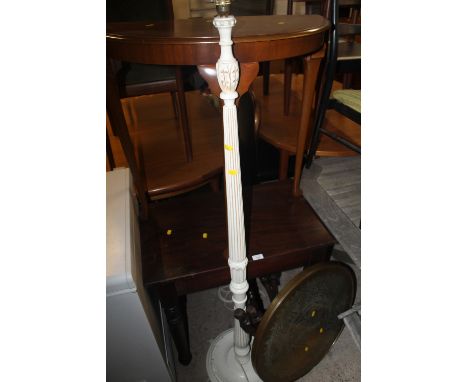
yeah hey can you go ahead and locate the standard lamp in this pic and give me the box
[206,1,261,380]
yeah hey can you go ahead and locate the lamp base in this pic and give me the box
[206,329,262,382]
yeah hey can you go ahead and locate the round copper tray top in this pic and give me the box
[252,262,356,382]
[107,15,329,65]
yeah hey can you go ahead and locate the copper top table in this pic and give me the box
[107,15,330,200]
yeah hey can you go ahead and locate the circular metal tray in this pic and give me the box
[252,262,356,382]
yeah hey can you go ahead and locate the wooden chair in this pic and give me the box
[257,0,360,183]
[305,0,361,166]
[284,0,360,112]
[107,61,225,219]
[107,0,193,162]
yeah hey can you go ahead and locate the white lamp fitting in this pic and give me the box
[206,11,263,382]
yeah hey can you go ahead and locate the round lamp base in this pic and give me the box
[206,329,262,382]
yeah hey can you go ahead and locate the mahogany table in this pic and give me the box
[107,15,330,197]
[106,15,332,365]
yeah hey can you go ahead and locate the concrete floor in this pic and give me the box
[173,158,361,381]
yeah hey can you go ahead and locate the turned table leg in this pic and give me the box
[156,284,192,365]
[293,54,321,197]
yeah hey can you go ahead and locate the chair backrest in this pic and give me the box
[107,58,149,219]
[305,0,361,162]
[287,0,323,15]
[230,0,274,16]
[287,0,360,21]
[106,0,173,22]
[338,0,360,23]
[315,0,361,106]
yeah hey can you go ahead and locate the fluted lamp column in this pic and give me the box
[206,1,262,381]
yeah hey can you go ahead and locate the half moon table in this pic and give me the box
[107,14,330,197]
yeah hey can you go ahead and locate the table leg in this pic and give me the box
[262,61,271,96]
[260,272,282,302]
[156,284,192,365]
[279,149,290,180]
[283,58,294,116]
[293,54,321,197]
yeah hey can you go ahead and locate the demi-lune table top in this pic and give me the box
[107,15,329,65]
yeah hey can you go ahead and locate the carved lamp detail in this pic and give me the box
[206,1,263,381]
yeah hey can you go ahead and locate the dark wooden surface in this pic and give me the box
[141,180,335,293]
[107,15,329,65]
[121,90,224,200]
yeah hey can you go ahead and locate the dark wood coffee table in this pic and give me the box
[139,180,335,364]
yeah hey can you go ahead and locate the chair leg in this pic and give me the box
[124,98,138,132]
[305,55,336,169]
[279,149,290,180]
[283,58,293,116]
[175,67,193,162]
[106,129,116,170]
[293,55,321,196]
[262,62,270,96]
[170,91,179,120]
[342,73,353,89]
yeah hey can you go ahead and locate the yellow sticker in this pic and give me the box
[320,328,324,334]
[224,144,233,151]
[304,346,309,352]
[228,169,238,175]
[311,310,316,317]
[203,233,208,239]
[166,229,172,235]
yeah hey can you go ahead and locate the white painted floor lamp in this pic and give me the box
[206,1,262,381]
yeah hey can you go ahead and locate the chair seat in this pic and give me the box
[140,180,336,295]
[331,89,361,113]
[256,75,360,157]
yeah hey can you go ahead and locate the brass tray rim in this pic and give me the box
[251,261,357,380]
